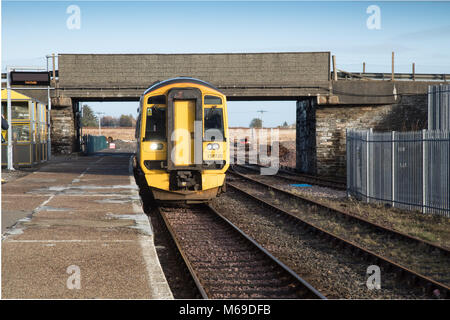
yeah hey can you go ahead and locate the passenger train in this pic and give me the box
[134,77,229,203]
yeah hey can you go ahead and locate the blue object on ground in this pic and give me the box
[290,184,312,187]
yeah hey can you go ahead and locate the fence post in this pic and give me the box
[392,130,395,208]
[366,129,372,203]
[332,55,337,81]
[422,129,427,214]
[391,52,395,81]
[346,128,349,198]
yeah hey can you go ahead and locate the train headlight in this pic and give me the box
[207,143,220,150]
[150,143,164,150]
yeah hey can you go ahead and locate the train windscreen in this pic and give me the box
[145,106,166,141]
[204,107,224,141]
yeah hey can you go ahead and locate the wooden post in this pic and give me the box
[391,52,395,81]
[363,62,366,73]
[52,53,57,94]
[412,63,415,81]
[52,53,56,80]
[332,55,337,81]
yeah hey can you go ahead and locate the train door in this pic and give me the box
[173,100,195,166]
[167,88,203,171]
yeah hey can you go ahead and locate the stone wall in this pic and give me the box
[50,97,76,154]
[310,94,428,177]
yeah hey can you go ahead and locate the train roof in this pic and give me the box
[143,77,223,95]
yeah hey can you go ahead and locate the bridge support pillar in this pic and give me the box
[296,98,317,175]
[313,94,427,178]
[50,96,76,154]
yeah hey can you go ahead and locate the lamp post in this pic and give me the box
[6,66,14,170]
[96,111,105,136]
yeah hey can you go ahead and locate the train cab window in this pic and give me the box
[148,95,166,105]
[144,106,166,141]
[135,114,141,139]
[204,95,222,105]
[204,107,224,141]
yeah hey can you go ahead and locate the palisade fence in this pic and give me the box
[428,84,450,130]
[346,129,450,217]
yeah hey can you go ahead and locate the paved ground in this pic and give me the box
[1,151,173,299]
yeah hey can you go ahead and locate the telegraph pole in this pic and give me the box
[257,110,267,128]
[96,112,105,135]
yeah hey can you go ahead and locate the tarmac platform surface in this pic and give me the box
[1,152,173,299]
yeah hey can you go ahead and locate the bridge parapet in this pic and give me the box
[58,52,331,89]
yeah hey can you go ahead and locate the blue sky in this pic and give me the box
[2,1,450,127]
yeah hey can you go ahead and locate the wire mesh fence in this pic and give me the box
[347,129,450,217]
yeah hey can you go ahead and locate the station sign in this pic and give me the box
[10,71,51,86]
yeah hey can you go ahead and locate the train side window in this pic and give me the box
[148,95,166,105]
[204,107,224,141]
[144,106,166,141]
[135,114,141,139]
[204,95,222,105]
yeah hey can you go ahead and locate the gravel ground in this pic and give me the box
[227,173,450,287]
[211,188,430,299]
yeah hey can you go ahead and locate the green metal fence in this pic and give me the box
[83,135,108,155]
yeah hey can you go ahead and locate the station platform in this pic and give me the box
[1,152,173,299]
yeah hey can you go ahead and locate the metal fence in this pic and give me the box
[429,84,450,130]
[82,134,108,155]
[347,129,450,217]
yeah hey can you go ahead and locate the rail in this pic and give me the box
[157,204,325,299]
[226,180,449,299]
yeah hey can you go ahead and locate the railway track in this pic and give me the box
[235,163,346,190]
[223,171,450,299]
[229,167,450,255]
[157,204,325,299]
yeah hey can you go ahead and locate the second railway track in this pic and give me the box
[223,169,449,298]
[234,163,346,190]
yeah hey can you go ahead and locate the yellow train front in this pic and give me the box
[134,77,229,203]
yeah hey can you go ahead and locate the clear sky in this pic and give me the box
[2,1,450,127]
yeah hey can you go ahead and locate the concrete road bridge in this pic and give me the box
[4,52,449,177]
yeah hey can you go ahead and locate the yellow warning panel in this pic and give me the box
[173,100,195,166]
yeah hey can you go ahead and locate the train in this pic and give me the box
[134,77,229,203]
